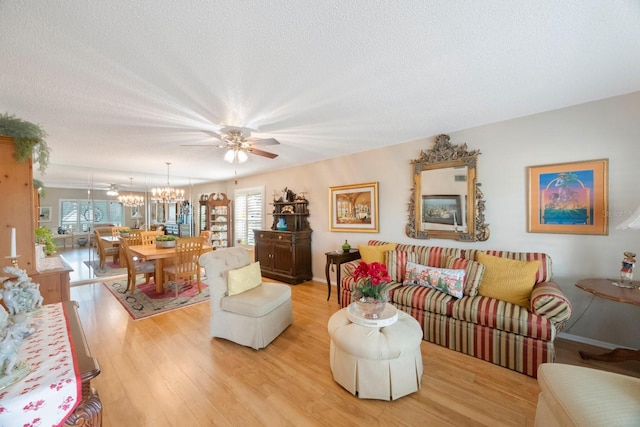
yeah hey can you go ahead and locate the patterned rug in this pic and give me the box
[84,260,127,278]
[102,279,210,320]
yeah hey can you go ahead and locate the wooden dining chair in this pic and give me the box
[94,229,120,268]
[120,237,155,294]
[141,230,164,246]
[162,236,204,296]
[199,230,212,245]
[111,226,128,237]
[127,230,143,246]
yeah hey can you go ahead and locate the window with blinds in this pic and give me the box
[60,200,124,232]
[234,186,265,245]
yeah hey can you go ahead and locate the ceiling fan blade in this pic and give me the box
[202,130,223,140]
[249,137,280,146]
[248,147,278,159]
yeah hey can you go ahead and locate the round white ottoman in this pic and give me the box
[328,307,423,400]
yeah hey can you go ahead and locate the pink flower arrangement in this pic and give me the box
[352,261,391,301]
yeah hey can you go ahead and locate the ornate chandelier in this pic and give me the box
[151,162,185,203]
[118,178,144,207]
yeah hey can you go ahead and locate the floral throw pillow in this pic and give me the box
[403,261,466,298]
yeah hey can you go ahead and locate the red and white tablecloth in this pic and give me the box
[0,303,81,427]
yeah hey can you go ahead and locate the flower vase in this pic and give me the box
[342,240,351,251]
[354,296,387,319]
[276,218,287,231]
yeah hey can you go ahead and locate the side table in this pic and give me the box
[575,278,640,362]
[324,249,361,304]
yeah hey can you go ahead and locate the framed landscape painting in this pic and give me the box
[527,158,608,235]
[329,182,379,232]
[422,195,462,226]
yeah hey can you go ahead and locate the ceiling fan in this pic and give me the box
[183,127,279,163]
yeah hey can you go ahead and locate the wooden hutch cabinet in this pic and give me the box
[199,192,233,248]
[254,190,312,284]
[0,136,72,305]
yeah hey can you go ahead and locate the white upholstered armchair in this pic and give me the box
[199,247,293,350]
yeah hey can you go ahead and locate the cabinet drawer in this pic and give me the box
[256,231,292,242]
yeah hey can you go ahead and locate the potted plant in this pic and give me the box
[119,227,131,237]
[155,234,177,248]
[35,226,57,256]
[0,113,51,173]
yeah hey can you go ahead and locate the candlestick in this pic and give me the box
[5,255,19,268]
[10,227,16,258]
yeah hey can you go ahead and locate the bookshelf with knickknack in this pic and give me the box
[199,192,232,248]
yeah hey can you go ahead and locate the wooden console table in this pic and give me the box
[575,278,640,362]
[0,302,102,426]
[325,250,361,304]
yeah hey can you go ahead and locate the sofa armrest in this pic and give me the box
[530,281,572,325]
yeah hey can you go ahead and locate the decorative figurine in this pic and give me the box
[620,251,636,283]
[0,266,44,315]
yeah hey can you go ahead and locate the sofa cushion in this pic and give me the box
[358,243,397,263]
[368,240,462,268]
[442,256,485,297]
[391,284,455,317]
[477,253,541,308]
[221,281,291,317]
[227,262,262,296]
[451,295,556,341]
[465,249,552,284]
[385,250,419,282]
[403,262,465,298]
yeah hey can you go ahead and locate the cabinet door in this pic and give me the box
[272,241,293,275]
[255,239,273,270]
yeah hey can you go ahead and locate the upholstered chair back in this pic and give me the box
[199,247,251,309]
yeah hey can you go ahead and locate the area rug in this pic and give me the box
[84,260,127,278]
[102,279,210,320]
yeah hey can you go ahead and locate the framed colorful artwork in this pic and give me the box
[329,182,379,232]
[527,159,608,235]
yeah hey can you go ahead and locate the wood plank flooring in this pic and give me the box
[69,277,639,427]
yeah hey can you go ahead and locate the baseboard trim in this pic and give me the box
[557,332,634,350]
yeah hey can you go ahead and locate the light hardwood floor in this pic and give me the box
[68,274,639,427]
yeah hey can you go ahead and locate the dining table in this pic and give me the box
[128,243,213,293]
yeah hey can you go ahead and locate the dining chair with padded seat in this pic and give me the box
[141,230,164,246]
[127,230,143,246]
[199,247,293,350]
[111,226,128,237]
[120,237,155,294]
[162,236,204,295]
[94,229,120,268]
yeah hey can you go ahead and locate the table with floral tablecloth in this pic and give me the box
[0,303,81,426]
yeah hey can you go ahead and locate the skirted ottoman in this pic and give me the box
[328,307,423,400]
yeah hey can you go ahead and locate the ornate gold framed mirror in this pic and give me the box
[406,134,489,241]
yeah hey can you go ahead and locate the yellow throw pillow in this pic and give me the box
[227,262,262,296]
[477,253,540,308]
[358,243,397,264]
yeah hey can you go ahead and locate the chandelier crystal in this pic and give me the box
[151,162,185,203]
[118,178,144,207]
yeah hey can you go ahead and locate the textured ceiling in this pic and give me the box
[1,1,639,192]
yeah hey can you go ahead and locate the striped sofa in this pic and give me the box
[339,240,572,378]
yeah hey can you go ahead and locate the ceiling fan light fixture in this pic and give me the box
[106,184,119,196]
[224,148,248,164]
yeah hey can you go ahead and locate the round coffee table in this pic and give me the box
[327,305,423,400]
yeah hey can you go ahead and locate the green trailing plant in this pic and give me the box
[156,234,177,241]
[119,227,131,234]
[35,226,57,255]
[0,113,51,173]
[33,178,46,198]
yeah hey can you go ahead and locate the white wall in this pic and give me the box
[194,91,640,349]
